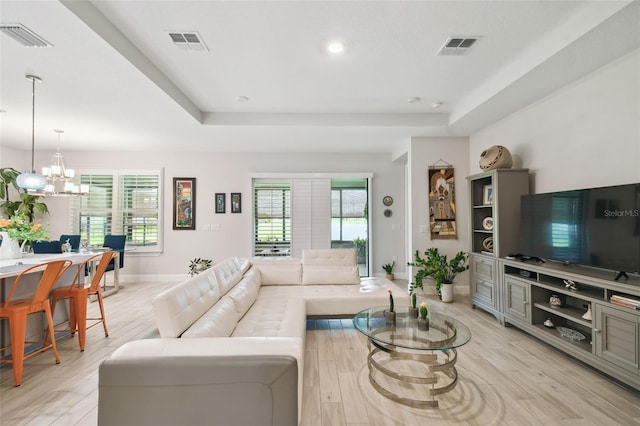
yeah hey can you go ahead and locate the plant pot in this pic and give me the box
[440,283,454,303]
[408,307,419,319]
[385,273,394,281]
[417,317,429,331]
[384,310,396,325]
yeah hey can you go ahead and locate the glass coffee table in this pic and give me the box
[353,306,471,408]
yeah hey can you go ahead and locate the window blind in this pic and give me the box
[71,169,163,253]
[254,181,291,256]
[290,178,331,257]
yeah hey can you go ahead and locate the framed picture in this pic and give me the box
[483,184,493,205]
[215,193,226,214]
[231,192,242,213]
[173,177,196,230]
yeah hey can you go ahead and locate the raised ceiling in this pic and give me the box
[0,0,638,153]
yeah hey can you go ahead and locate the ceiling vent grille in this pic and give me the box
[168,31,208,52]
[0,23,53,47]
[436,36,478,56]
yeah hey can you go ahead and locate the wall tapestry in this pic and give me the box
[428,163,457,239]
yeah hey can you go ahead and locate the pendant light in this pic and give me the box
[16,74,47,191]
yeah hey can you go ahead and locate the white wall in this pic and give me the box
[407,137,470,290]
[9,150,405,278]
[470,49,640,193]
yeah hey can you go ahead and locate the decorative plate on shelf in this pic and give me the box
[482,217,494,231]
[556,327,585,341]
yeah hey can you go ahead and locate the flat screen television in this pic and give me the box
[520,183,640,278]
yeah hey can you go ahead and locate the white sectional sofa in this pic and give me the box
[97,249,408,426]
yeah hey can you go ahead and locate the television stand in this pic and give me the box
[499,258,640,392]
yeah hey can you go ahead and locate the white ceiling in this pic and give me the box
[0,0,638,153]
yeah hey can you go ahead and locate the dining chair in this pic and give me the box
[32,240,62,254]
[50,251,118,351]
[59,234,81,251]
[103,234,126,286]
[0,260,73,386]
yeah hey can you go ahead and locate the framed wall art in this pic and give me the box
[483,185,493,205]
[173,177,196,230]
[231,192,242,213]
[215,193,226,214]
[428,162,457,239]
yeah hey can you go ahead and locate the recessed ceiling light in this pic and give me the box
[237,96,249,102]
[408,97,421,103]
[327,41,345,54]
[432,101,443,109]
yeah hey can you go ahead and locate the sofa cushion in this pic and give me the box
[301,249,360,285]
[152,270,221,338]
[182,296,239,338]
[232,297,306,339]
[214,257,243,295]
[250,257,302,285]
[227,268,262,318]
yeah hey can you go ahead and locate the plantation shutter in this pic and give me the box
[290,178,331,258]
[253,181,291,256]
[119,174,160,247]
[72,174,114,246]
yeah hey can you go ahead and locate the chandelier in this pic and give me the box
[41,129,88,195]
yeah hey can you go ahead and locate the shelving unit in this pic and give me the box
[466,169,529,321]
[500,258,640,390]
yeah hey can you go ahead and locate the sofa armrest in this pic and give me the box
[98,338,303,426]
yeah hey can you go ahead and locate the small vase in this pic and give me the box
[417,317,429,331]
[0,232,22,260]
[582,303,592,321]
[384,310,396,325]
[408,307,419,319]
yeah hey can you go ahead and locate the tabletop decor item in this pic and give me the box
[0,214,49,259]
[408,291,419,318]
[417,302,429,330]
[549,295,562,308]
[544,318,555,328]
[479,145,513,170]
[385,290,396,324]
[557,326,585,341]
[582,303,592,321]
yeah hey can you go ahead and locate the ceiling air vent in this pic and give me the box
[0,23,53,47]
[168,31,208,52]
[436,36,479,56]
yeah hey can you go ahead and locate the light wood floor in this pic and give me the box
[1,280,640,425]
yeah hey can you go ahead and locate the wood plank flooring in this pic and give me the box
[1,280,640,425]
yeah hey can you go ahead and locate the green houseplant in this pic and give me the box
[352,237,367,263]
[408,248,468,302]
[188,257,213,277]
[1,167,49,222]
[382,260,395,280]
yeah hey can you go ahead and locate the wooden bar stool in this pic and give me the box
[50,251,117,351]
[0,260,73,386]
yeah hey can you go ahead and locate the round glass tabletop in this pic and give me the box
[353,306,471,351]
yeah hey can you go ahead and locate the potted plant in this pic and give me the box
[408,291,418,318]
[382,261,395,280]
[417,301,429,330]
[353,237,367,263]
[188,257,213,276]
[384,289,395,325]
[407,248,468,302]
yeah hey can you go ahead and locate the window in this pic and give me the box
[253,181,291,256]
[71,169,163,253]
[251,174,370,276]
